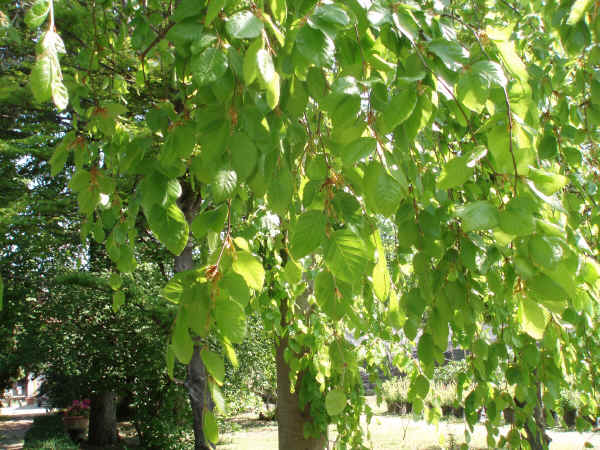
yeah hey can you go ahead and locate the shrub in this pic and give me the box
[558,388,582,428]
[23,414,79,450]
[382,377,411,414]
[430,382,459,416]
[433,360,467,385]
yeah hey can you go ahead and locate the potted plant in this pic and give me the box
[559,389,579,428]
[63,399,90,440]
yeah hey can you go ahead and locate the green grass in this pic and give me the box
[18,405,600,450]
[216,398,600,450]
[23,414,79,450]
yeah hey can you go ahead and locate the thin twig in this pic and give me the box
[502,87,519,196]
[411,45,475,136]
[215,199,232,270]
[140,22,176,62]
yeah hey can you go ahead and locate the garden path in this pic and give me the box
[0,407,48,449]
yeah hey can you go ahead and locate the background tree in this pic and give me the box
[6,1,600,449]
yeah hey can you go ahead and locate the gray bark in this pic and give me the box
[88,391,118,446]
[525,383,551,450]
[186,345,215,450]
[175,188,213,450]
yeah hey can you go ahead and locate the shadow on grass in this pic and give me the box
[23,414,79,450]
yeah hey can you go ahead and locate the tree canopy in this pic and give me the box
[3,0,600,448]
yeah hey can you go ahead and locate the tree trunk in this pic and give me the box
[525,383,551,450]
[276,291,327,450]
[186,345,215,450]
[276,336,328,450]
[175,187,213,450]
[88,391,118,446]
[177,241,213,450]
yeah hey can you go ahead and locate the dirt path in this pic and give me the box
[0,416,35,450]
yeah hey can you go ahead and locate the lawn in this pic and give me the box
[217,398,600,450]
[218,415,600,450]
[17,400,600,449]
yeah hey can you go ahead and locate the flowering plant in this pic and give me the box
[64,398,91,417]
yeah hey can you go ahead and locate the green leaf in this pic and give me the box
[0,276,3,310]
[223,338,238,367]
[296,26,335,68]
[49,145,70,177]
[265,71,280,110]
[456,201,499,232]
[312,4,351,30]
[116,245,137,273]
[209,382,226,414]
[161,276,184,303]
[212,169,237,203]
[269,0,287,23]
[372,230,390,301]
[267,161,293,214]
[526,274,568,314]
[527,167,569,196]
[243,38,262,85]
[325,389,346,416]
[581,258,600,286]
[398,53,426,82]
[205,0,225,26]
[538,133,558,160]
[167,20,204,46]
[456,73,488,114]
[417,333,435,368]
[314,270,345,320]
[567,0,593,25]
[77,188,101,215]
[412,375,430,399]
[215,298,246,344]
[173,0,206,21]
[283,259,303,285]
[338,137,376,167]
[51,80,69,111]
[191,48,229,87]
[289,210,327,259]
[220,271,250,307]
[378,88,418,133]
[232,251,265,290]
[498,207,536,237]
[518,296,549,340]
[324,229,371,284]
[108,273,122,290]
[495,40,528,82]
[201,349,225,386]
[364,162,407,217]
[203,410,219,444]
[25,0,50,28]
[170,123,196,159]
[112,291,125,312]
[256,48,275,84]
[471,60,507,87]
[487,124,517,174]
[226,11,264,39]
[147,203,189,256]
[191,205,228,240]
[437,155,473,190]
[427,39,469,71]
[528,235,564,271]
[173,311,194,363]
[30,56,52,103]
[386,290,406,328]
